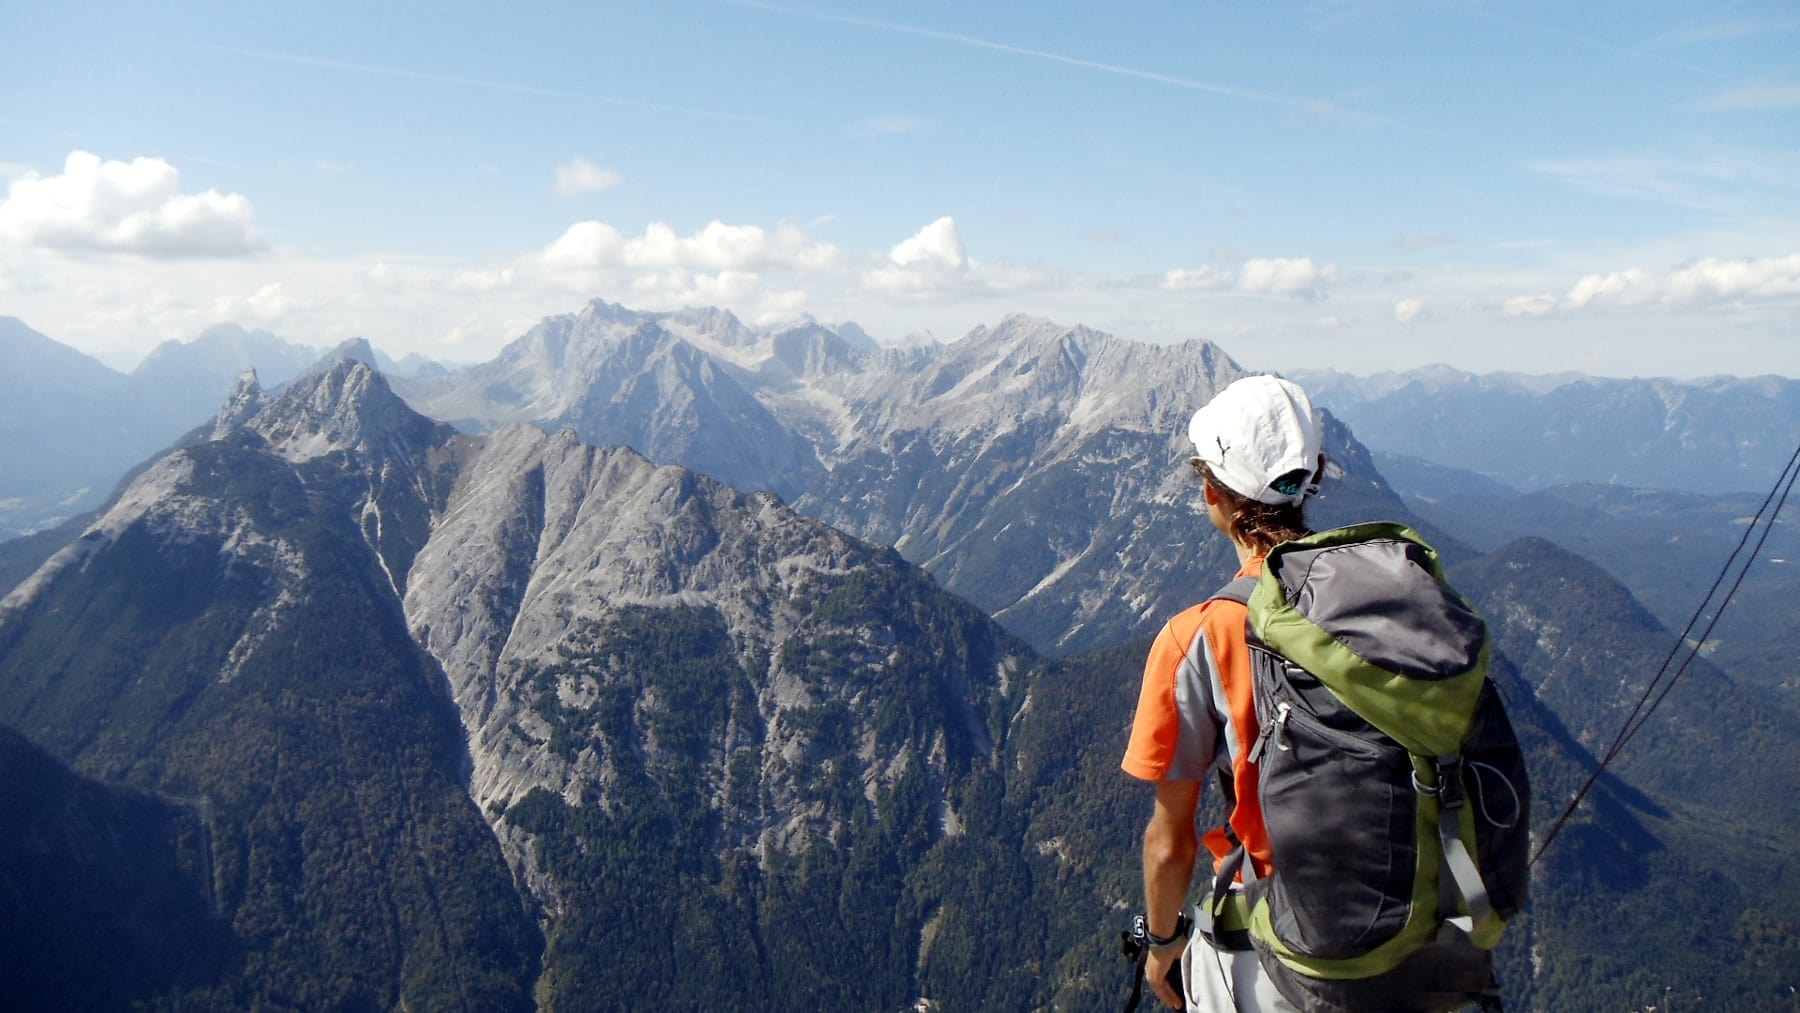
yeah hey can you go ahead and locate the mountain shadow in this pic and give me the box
[0,725,222,1008]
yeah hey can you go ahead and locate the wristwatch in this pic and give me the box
[1140,912,1192,948]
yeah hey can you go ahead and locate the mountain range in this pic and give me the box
[1,302,1796,1008]
[1391,474,1800,692]
[1295,365,1800,495]
[392,300,1417,656]
[0,318,445,541]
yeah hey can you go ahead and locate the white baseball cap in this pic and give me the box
[1187,375,1324,506]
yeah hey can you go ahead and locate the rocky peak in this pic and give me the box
[210,368,268,439]
[666,304,756,347]
[768,321,868,379]
[828,319,881,353]
[241,359,453,467]
[577,297,642,326]
[322,336,380,371]
[498,313,579,373]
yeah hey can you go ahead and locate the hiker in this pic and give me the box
[1122,375,1323,1011]
[1120,374,1527,1013]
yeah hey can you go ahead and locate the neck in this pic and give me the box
[1232,537,1260,566]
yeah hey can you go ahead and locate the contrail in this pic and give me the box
[723,0,1484,147]
[1466,7,1730,79]
[723,0,1331,114]
[189,43,795,128]
[0,116,243,170]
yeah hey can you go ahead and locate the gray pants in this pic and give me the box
[1181,933,1297,1013]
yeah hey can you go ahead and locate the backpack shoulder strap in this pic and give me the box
[1202,571,1266,954]
[1209,574,1258,608]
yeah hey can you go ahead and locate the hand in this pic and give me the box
[1145,938,1186,1009]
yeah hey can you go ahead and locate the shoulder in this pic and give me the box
[1156,594,1245,661]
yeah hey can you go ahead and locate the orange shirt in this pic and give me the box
[1122,555,1273,878]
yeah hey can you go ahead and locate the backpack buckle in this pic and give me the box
[1435,756,1466,812]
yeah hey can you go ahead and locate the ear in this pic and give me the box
[1202,482,1220,506]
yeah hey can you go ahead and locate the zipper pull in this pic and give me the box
[1247,702,1293,764]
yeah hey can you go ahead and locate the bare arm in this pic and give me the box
[1143,778,1201,1008]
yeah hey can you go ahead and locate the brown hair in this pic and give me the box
[1190,458,1313,554]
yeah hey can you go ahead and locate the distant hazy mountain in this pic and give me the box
[0,319,319,538]
[128,323,322,430]
[398,301,1421,654]
[1394,470,1800,694]
[1296,366,1800,495]
[0,320,451,541]
[0,318,138,536]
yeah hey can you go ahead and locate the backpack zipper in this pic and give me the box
[1247,701,1292,765]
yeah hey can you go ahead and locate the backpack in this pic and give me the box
[1208,522,1530,1013]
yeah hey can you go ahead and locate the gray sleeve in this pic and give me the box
[1164,627,1228,782]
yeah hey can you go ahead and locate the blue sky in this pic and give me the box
[2,1,1796,377]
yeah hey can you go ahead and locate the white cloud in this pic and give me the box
[1239,257,1333,299]
[1503,254,1800,318]
[1565,268,1659,309]
[889,216,967,270]
[864,217,980,297]
[854,222,1058,303]
[0,151,259,257]
[553,156,624,196]
[213,282,296,323]
[365,263,401,289]
[637,221,759,270]
[543,221,627,268]
[8,178,1793,382]
[542,219,841,273]
[618,267,810,324]
[1161,256,1334,299]
[1666,254,1800,300]
[453,267,517,293]
[1161,266,1233,292]
[1503,294,1557,318]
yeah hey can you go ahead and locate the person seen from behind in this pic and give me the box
[1122,375,1325,1011]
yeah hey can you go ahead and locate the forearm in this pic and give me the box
[1142,780,1202,936]
[1144,826,1198,935]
